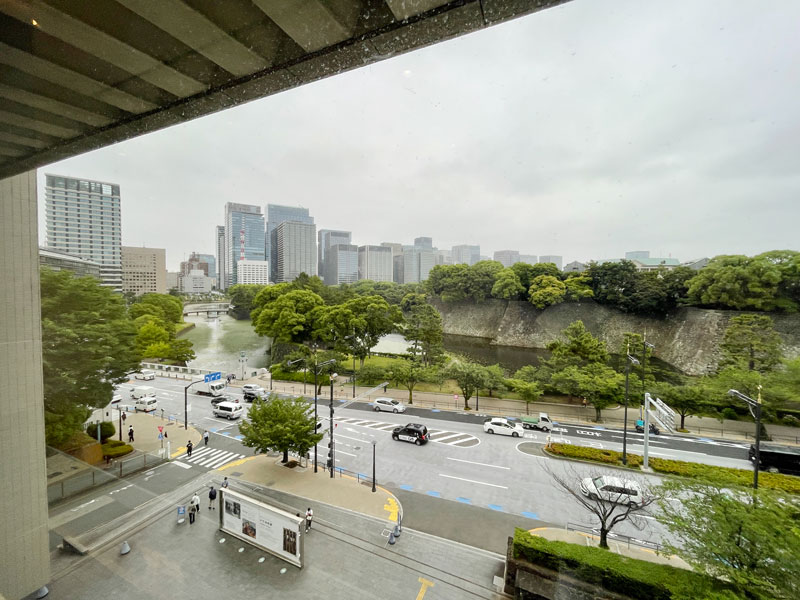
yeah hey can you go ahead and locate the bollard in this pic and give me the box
[35,586,49,598]
[120,541,131,555]
[388,531,396,545]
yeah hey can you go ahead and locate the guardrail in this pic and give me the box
[566,522,663,553]
[48,467,117,504]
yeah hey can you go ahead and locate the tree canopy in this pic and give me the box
[40,268,141,446]
[720,313,783,373]
[239,395,324,463]
[252,289,325,343]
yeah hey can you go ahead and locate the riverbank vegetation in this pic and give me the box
[427,250,800,316]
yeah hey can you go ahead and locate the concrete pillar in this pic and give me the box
[0,171,50,598]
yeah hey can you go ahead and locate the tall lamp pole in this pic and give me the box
[640,337,654,418]
[330,372,337,478]
[729,387,763,490]
[183,380,203,430]
[371,440,377,492]
[621,347,640,466]
[292,356,335,473]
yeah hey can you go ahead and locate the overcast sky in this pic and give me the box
[38,0,800,272]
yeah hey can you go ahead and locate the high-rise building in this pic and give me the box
[44,174,122,291]
[358,245,393,282]
[197,254,216,282]
[625,250,650,260]
[39,247,101,279]
[393,254,405,284]
[539,255,563,270]
[519,254,538,265]
[275,221,316,283]
[414,236,433,249]
[122,246,166,296]
[325,243,358,285]
[318,229,351,277]
[224,203,265,288]
[267,204,313,282]
[166,271,180,290]
[216,225,226,289]
[236,259,270,284]
[493,250,520,268]
[452,244,480,266]
[180,252,210,277]
[403,247,436,283]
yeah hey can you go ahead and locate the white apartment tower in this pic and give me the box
[44,174,122,291]
[275,221,316,283]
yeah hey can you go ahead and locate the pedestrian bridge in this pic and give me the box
[182,303,231,317]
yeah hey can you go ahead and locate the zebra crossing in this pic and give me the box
[175,446,246,470]
[335,417,480,448]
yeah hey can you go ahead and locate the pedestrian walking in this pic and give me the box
[203,430,209,446]
[221,477,229,489]
[305,507,313,532]
[186,440,193,457]
[208,486,217,509]
[121,412,127,423]
[128,426,134,443]
[189,493,200,524]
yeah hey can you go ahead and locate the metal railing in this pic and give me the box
[112,449,168,478]
[321,464,376,487]
[48,467,117,504]
[566,522,663,553]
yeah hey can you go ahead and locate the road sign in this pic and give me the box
[158,432,163,440]
[158,426,163,433]
[204,372,221,383]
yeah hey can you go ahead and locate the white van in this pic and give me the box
[131,386,156,400]
[213,401,243,420]
[134,396,158,413]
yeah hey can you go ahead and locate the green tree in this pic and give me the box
[529,262,562,279]
[586,260,638,311]
[355,364,387,386]
[426,264,470,302]
[686,255,782,311]
[239,396,324,464]
[402,299,443,366]
[136,321,170,356]
[252,289,325,343]
[551,363,623,421]
[40,268,140,446]
[491,268,525,300]
[129,302,166,322]
[659,479,800,599]
[448,361,488,410]
[653,382,704,429]
[563,274,594,302]
[467,260,505,302]
[137,293,183,324]
[757,249,800,309]
[546,320,609,369]
[720,314,783,373]
[168,338,196,363]
[528,275,566,309]
[483,364,507,397]
[513,365,542,383]
[389,361,437,404]
[227,283,267,319]
[505,378,543,414]
[510,262,539,292]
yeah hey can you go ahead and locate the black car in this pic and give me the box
[392,423,429,445]
[211,394,238,407]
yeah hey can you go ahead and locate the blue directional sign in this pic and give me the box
[204,372,222,383]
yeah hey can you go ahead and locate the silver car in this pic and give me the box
[373,397,406,413]
[580,476,643,507]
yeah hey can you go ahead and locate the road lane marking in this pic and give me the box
[335,449,357,457]
[438,474,508,489]
[429,432,464,443]
[336,433,371,443]
[172,461,192,469]
[416,578,434,600]
[446,457,510,470]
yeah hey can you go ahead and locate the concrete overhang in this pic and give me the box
[0,0,569,179]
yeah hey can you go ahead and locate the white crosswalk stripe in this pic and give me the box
[177,447,245,470]
[334,417,480,447]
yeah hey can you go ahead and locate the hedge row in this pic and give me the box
[648,458,800,495]
[102,443,134,459]
[546,443,642,468]
[271,368,331,387]
[547,444,800,494]
[512,529,735,600]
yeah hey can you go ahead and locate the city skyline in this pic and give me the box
[35,0,800,272]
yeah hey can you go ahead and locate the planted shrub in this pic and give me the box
[101,442,133,459]
[86,421,116,442]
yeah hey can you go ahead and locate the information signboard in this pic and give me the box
[204,372,222,383]
[219,488,304,568]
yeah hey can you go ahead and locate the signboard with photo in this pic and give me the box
[219,488,304,567]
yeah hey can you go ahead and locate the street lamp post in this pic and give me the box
[290,356,335,473]
[621,349,640,466]
[640,337,654,417]
[729,387,763,490]
[183,380,203,430]
[372,440,377,493]
[330,372,337,478]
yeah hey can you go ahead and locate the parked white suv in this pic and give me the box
[134,370,155,380]
[580,476,643,507]
[373,397,406,413]
[483,418,524,437]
